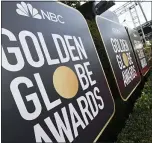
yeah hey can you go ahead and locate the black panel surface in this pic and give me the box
[2,2,115,143]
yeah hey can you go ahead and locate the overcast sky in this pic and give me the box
[109,1,152,29]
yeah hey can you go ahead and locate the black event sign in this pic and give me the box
[2,2,115,143]
[127,28,150,76]
[96,16,141,101]
[101,10,119,24]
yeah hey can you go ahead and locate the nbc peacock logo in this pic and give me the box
[16,2,42,19]
[16,2,65,24]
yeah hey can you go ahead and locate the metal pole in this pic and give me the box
[134,5,146,42]
[137,2,148,22]
[129,8,136,28]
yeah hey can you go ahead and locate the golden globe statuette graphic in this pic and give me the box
[53,66,79,99]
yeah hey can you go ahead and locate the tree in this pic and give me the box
[61,1,81,8]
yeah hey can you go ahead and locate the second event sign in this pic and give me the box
[96,16,141,100]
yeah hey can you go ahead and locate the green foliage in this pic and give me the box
[143,41,152,68]
[150,40,152,46]
[61,1,81,8]
[87,20,103,50]
[117,72,152,143]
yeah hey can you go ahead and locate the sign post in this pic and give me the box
[127,28,150,76]
[96,16,141,101]
[2,2,115,143]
